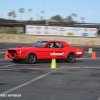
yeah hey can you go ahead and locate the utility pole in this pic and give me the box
[45,0,49,26]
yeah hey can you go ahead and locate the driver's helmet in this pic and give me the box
[49,43,54,48]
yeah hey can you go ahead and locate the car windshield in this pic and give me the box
[32,41,47,47]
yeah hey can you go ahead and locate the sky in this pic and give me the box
[0,0,100,23]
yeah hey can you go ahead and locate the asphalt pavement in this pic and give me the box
[0,43,100,100]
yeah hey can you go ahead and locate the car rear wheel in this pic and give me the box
[13,59,22,63]
[66,53,75,63]
[25,53,36,64]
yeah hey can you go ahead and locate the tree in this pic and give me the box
[51,15,62,22]
[30,17,33,21]
[81,17,85,23]
[70,13,77,23]
[65,15,73,22]
[36,14,39,20]
[19,8,24,20]
[11,11,16,19]
[41,11,44,20]
[71,13,77,17]
[8,12,12,19]
[28,9,32,20]
[13,14,16,19]
[8,11,15,20]
[64,15,78,24]
[28,9,32,12]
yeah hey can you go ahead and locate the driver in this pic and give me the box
[49,43,54,48]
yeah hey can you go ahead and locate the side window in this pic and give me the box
[55,42,64,48]
[45,42,64,48]
[46,42,54,48]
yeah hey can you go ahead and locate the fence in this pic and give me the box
[25,25,97,37]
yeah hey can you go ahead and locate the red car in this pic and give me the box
[6,40,84,64]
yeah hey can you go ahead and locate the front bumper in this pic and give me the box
[7,54,24,59]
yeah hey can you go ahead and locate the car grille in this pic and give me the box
[8,50,16,56]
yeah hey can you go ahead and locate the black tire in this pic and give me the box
[13,59,22,63]
[66,53,75,63]
[25,53,36,64]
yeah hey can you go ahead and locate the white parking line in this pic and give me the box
[0,58,5,61]
[0,57,100,65]
[77,57,100,60]
[82,54,91,58]
[0,64,16,69]
[0,68,51,71]
[0,63,14,64]
[82,67,100,69]
[0,67,54,71]
[0,66,100,71]
[98,97,100,100]
[1,66,65,94]
[0,52,5,54]
[0,58,11,61]
[0,49,6,50]
[62,66,100,69]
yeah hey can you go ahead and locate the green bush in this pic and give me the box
[7,27,17,34]
[0,27,17,34]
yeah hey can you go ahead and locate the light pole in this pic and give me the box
[45,0,49,26]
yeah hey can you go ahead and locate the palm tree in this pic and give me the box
[13,14,16,20]
[8,12,12,19]
[8,11,15,20]
[28,9,32,20]
[71,13,77,17]
[36,14,39,20]
[71,13,77,23]
[66,15,72,22]
[12,10,15,14]
[81,17,85,23]
[11,11,15,19]
[28,9,32,11]
[19,8,24,20]
[30,17,33,21]
[41,11,44,20]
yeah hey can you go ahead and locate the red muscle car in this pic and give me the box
[6,40,84,64]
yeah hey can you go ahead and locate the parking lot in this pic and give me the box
[0,43,100,100]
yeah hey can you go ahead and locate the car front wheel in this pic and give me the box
[66,53,75,63]
[25,53,36,64]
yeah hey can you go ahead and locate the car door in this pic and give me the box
[43,42,66,59]
[32,41,48,59]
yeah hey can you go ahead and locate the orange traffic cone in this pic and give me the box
[86,43,90,46]
[5,51,9,59]
[91,52,96,59]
